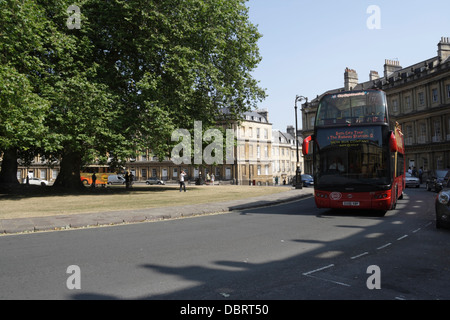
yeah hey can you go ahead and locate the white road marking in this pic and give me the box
[302,264,334,276]
[376,242,392,250]
[351,252,369,260]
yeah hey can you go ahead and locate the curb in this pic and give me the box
[0,189,313,235]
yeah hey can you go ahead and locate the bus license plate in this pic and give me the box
[343,201,360,206]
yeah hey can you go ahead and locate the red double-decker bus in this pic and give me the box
[302,89,405,214]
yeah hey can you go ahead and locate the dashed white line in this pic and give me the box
[305,274,351,287]
[302,264,334,276]
[397,234,408,241]
[351,252,369,260]
[376,242,392,250]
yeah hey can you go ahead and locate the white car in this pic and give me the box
[405,172,420,188]
[23,177,48,186]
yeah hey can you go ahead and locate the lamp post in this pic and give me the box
[294,95,308,189]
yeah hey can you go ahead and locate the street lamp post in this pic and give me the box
[294,95,308,189]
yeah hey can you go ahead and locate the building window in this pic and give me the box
[418,92,425,106]
[418,123,426,144]
[392,99,398,112]
[432,88,439,103]
[257,165,261,175]
[256,128,260,138]
[447,84,450,99]
[433,120,441,142]
[264,129,268,139]
[141,169,147,179]
[265,165,269,175]
[405,125,413,145]
[404,96,411,110]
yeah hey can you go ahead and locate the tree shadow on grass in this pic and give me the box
[0,183,195,201]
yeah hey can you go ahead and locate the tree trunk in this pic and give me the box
[0,148,19,185]
[53,150,84,190]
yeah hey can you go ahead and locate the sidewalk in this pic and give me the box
[0,188,313,235]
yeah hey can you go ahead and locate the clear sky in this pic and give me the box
[246,0,450,131]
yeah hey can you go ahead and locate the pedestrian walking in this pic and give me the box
[125,172,130,189]
[129,172,134,188]
[91,173,96,188]
[211,173,215,185]
[179,170,187,192]
[419,167,423,184]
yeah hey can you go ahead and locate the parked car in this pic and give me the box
[301,174,314,187]
[405,172,420,188]
[145,177,165,185]
[107,175,125,185]
[435,179,450,229]
[23,177,48,186]
[426,170,450,192]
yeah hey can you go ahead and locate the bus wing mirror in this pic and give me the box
[302,135,312,156]
[389,131,397,152]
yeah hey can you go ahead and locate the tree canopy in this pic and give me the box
[0,0,265,189]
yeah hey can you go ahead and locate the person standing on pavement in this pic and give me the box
[179,170,187,192]
[91,173,96,188]
[125,172,130,189]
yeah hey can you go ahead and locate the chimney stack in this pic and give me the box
[438,37,450,63]
[286,125,295,137]
[384,59,402,79]
[256,108,268,122]
[369,70,379,81]
[344,68,358,91]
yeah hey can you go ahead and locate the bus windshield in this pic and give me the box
[314,125,390,188]
[315,91,387,127]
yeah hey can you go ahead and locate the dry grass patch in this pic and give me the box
[0,184,289,219]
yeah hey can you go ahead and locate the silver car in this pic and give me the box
[405,172,420,188]
[145,177,165,185]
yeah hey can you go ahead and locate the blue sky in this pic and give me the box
[246,0,450,131]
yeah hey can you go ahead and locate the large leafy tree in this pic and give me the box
[0,0,51,184]
[82,0,265,156]
[1,0,265,189]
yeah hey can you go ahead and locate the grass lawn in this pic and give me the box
[0,184,290,219]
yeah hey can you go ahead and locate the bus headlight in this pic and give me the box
[438,191,450,205]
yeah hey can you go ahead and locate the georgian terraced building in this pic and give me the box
[301,37,450,176]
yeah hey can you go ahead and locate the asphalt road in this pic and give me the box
[1,186,449,301]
